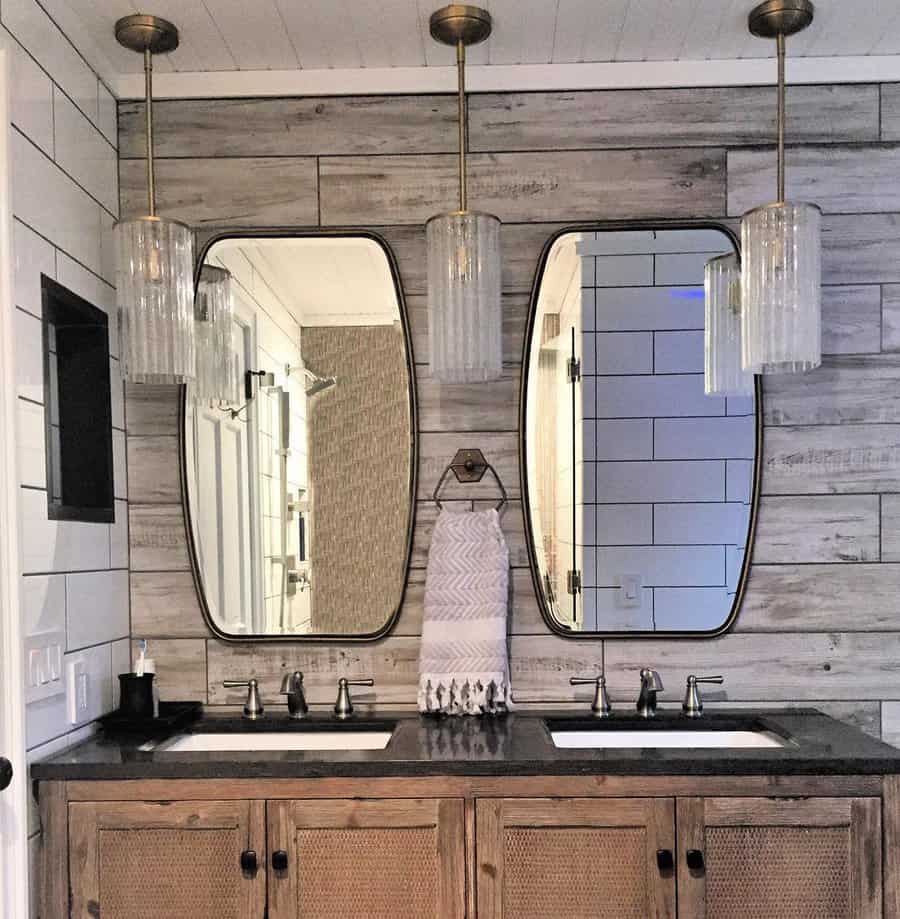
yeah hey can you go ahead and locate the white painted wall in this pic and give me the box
[0,2,123,914]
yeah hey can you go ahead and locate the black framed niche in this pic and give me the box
[41,275,114,523]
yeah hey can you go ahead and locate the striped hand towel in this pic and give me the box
[418,506,513,715]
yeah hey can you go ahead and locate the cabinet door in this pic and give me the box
[267,798,465,919]
[476,797,676,919]
[677,796,882,919]
[68,799,265,919]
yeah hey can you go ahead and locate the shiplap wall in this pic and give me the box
[121,83,900,744]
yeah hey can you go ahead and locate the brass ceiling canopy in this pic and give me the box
[429,4,492,47]
[115,14,179,55]
[748,0,814,38]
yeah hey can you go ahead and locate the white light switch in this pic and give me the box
[616,574,643,609]
[24,629,66,704]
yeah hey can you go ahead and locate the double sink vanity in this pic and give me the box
[31,221,900,918]
[34,676,900,919]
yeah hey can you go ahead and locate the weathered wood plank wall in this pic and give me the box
[119,83,900,741]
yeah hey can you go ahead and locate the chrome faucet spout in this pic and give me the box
[280,670,308,719]
[637,668,663,718]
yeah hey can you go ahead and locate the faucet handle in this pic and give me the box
[682,674,724,718]
[570,676,611,717]
[334,677,374,719]
[223,678,264,719]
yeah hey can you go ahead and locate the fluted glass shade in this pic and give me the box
[116,215,195,383]
[427,210,502,383]
[194,265,239,406]
[705,253,754,397]
[740,201,821,374]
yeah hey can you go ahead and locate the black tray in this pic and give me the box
[99,701,202,738]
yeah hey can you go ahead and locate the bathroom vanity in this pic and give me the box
[32,710,900,919]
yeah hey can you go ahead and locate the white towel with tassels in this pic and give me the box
[418,506,513,715]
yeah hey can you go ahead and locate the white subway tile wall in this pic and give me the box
[578,231,753,631]
[3,3,122,910]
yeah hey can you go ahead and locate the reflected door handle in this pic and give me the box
[272,849,289,872]
[0,757,11,791]
[686,849,706,873]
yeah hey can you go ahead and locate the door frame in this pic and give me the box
[0,46,30,919]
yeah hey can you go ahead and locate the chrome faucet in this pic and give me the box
[334,677,374,719]
[570,675,612,717]
[280,670,309,719]
[636,668,663,718]
[682,675,724,718]
[223,678,264,719]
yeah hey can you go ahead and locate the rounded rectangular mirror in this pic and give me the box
[522,224,761,637]
[183,232,416,640]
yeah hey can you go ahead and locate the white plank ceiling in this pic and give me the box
[69,0,900,75]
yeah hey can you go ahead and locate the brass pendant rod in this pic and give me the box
[144,48,156,217]
[457,39,467,213]
[776,31,785,204]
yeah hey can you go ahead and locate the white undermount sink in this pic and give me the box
[550,729,785,750]
[159,730,393,753]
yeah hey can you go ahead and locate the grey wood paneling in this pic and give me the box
[120,81,900,712]
[880,495,900,561]
[130,571,211,639]
[129,504,191,571]
[132,638,208,703]
[878,84,900,142]
[882,701,900,747]
[319,149,726,225]
[471,85,879,152]
[119,96,459,158]
[729,145,900,215]
[120,157,318,226]
[821,285,882,355]
[124,384,180,436]
[126,436,180,503]
[417,368,519,432]
[763,424,900,495]
[601,632,900,701]
[764,354,900,425]
[737,564,900,631]
[823,214,900,284]
[753,495,880,564]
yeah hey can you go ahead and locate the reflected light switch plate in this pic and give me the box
[616,574,643,609]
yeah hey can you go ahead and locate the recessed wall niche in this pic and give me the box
[41,275,114,523]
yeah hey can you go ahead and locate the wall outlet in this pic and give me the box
[24,629,65,704]
[65,654,105,725]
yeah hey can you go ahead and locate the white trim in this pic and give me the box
[0,47,30,919]
[113,55,900,100]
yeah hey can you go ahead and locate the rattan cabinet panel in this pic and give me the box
[677,797,883,919]
[68,800,266,919]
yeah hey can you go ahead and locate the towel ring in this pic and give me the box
[433,448,507,512]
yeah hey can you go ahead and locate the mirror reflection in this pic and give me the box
[524,227,758,636]
[183,235,414,638]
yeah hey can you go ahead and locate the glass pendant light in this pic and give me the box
[195,266,239,407]
[114,16,195,384]
[427,5,502,384]
[741,0,821,375]
[705,253,754,397]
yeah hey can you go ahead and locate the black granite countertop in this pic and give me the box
[29,708,900,780]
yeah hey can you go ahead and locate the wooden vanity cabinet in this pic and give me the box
[45,776,900,919]
[66,799,266,919]
[676,796,883,919]
[267,798,466,919]
[475,797,676,919]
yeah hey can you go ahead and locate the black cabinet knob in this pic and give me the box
[0,757,12,792]
[240,849,258,875]
[272,849,289,872]
[686,849,706,872]
[656,849,674,872]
